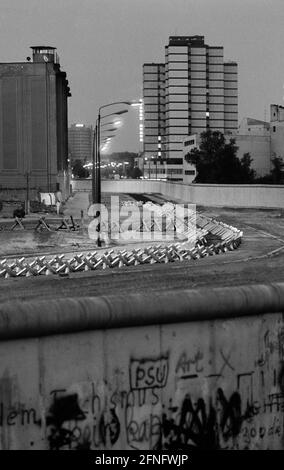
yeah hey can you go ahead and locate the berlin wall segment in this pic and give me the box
[0,313,283,450]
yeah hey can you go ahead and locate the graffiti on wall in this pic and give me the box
[0,319,284,450]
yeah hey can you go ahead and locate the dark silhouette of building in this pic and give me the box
[0,46,71,196]
[68,123,93,163]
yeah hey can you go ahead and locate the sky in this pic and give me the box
[1,0,284,153]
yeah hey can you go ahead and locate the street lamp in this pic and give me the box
[96,100,140,203]
[25,171,30,215]
[101,109,128,121]
[91,119,121,206]
[91,121,98,207]
[92,110,127,203]
[92,100,141,246]
[101,120,122,128]
[100,127,118,136]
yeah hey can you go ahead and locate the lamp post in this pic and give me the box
[97,100,140,201]
[97,102,134,206]
[25,171,30,215]
[92,100,140,246]
[92,111,127,206]
[91,122,98,206]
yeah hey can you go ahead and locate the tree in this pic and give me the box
[271,156,283,183]
[129,166,142,179]
[253,156,284,184]
[239,152,256,183]
[72,159,90,179]
[185,130,256,184]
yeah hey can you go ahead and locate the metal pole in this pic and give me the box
[26,172,30,215]
[96,114,101,247]
[95,120,98,203]
[91,121,101,247]
[97,112,101,205]
[92,124,97,204]
[94,100,136,244]
[45,64,50,192]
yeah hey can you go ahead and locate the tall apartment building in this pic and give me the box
[68,123,93,163]
[142,63,167,178]
[0,46,71,195]
[143,36,238,181]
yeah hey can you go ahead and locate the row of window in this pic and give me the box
[184,139,196,146]
[146,169,196,176]
[145,106,237,112]
[148,168,167,174]
[167,169,183,174]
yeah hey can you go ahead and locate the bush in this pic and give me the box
[13,208,25,218]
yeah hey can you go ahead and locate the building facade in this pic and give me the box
[0,46,71,196]
[232,118,271,177]
[229,109,284,178]
[183,108,284,181]
[68,123,93,163]
[143,36,238,181]
[142,63,166,179]
[270,104,284,163]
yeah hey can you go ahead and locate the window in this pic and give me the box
[185,170,195,175]
[184,139,195,147]
[166,158,183,164]
[273,126,276,132]
[167,169,183,175]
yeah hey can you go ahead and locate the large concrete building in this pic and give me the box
[0,46,71,195]
[142,36,238,181]
[68,123,93,163]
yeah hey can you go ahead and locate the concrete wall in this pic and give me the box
[72,179,284,209]
[0,283,284,450]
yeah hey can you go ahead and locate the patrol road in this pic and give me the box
[0,206,283,303]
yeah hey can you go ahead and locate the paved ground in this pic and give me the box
[0,192,284,303]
